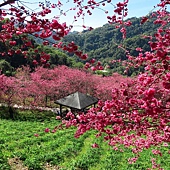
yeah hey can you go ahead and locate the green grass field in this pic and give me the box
[0,107,169,170]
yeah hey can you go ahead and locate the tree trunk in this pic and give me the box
[9,106,14,119]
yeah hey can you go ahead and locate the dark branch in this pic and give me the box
[0,0,16,8]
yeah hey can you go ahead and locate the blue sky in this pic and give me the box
[2,0,167,31]
[49,0,162,31]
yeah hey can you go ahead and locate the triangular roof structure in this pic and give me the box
[55,92,98,110]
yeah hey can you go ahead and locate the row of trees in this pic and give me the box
[0,65,131,109]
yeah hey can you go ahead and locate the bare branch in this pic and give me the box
[0,0,17,8]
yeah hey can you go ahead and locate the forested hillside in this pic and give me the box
[61,15,161,75]
[0,27,80,76]
[0,14,163,76]
[63,15,159,58]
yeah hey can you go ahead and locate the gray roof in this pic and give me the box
[56,92,98,110]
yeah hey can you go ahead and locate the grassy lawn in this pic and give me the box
[0,107,169,170]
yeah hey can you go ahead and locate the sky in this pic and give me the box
[1,0,168,31]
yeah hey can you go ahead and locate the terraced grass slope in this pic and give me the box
[0,109,169,170]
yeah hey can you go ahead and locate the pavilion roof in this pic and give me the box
[55,91,98,110]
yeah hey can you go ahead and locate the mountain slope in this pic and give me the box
[62,15,160,62]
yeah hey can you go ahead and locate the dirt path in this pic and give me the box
[8,158,28,170]
[8,158,61,170]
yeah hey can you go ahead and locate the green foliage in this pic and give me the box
[0,106,55,121]
[95,70,112,77]
[62,15,163,75]
[0,108,169,170]
[0,60,14,76]
[0,15,163,76]
[0,33,79,74]
[0,149,11,170]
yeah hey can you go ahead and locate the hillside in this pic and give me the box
[0,14,163,76]
[60,15,161,75]
[63,16,159,60]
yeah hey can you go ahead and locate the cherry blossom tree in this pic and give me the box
[0,0,170,169]
[16,66,98,107]
[0,73,18,118]
[94,73,132,101]
[1,65,130,108]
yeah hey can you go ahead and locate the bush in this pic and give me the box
[0,106,55,121]
[0,149,11,170]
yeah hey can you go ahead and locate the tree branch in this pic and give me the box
[0,0,16,8]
